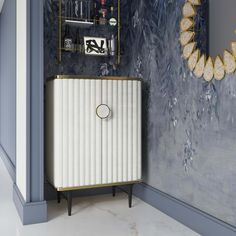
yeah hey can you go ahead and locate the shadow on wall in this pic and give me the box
[141,81,150,181]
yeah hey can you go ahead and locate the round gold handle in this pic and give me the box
[96,104,111,119]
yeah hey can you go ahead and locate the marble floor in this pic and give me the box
[0,158,200,236]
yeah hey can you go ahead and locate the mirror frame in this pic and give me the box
[180,0,236,81]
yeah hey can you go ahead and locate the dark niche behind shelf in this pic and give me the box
[44,0,132,79]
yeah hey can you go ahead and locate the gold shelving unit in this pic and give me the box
[58,0,121,65]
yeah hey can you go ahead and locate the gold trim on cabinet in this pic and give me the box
[47,75,142,82]
[56,180,143,192]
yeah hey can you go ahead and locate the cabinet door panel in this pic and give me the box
[76,79,102,187]
[101,80,142,184]
[101,80,112,183]
[47,79,102,188]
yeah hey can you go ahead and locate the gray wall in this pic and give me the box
[0,0,16,165]
[127,0,236,227]
[209,0,236,57]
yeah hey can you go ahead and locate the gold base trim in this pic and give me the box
[56,180,142,192]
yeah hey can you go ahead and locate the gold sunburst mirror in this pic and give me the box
[180,0,236,81]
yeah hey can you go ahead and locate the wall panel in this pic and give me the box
[0,0,16,167]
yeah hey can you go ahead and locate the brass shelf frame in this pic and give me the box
[58,0,121,65]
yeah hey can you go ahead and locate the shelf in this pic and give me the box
[65,19,95,28]
[60,16,116,28]
[58,0,121,64]
[60,48,114,57]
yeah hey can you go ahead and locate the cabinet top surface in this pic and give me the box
[48,75,142,82]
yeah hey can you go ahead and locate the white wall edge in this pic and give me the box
[16,0,30,202]
[0,0,5,13]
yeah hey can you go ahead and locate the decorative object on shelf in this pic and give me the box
[99,10,107,25]
[108,34,116,56]
[109,6,117,26]
[79,0,86,19]
[180,0,236,81]
[45,76,142,216]
[75,29,82,52]
[65,0,74,19]
[92,2,99,24]
[98,0,107,25]
[84,36,108,56]
[64,25,74,51]
[74,0,79,19]
[95,0,107,25]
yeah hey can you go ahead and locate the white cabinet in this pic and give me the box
[45,76,142,191]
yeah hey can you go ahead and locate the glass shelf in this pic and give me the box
[59,16,117,28]
[60,47,112,57]
[65,19,95,28]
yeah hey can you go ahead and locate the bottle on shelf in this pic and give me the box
[109,6,117,27]
[79,33,85,54]
[65,0,74,19]
[99,11,107,25]
[99,0,107,25]
[86,0,91,22]
[74,0,79,19]
[100,0,107,9]
[108,34,116,56]
[74,0,91,22]
[63,25,74,51]
[92,2,99,24]
[75,29,80,52]
[77,0,85,20]
[80,0,91,21]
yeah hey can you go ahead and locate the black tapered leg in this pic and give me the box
[128,184,133,208]
[57,191,61,204]
[112,186,116,197]
[67,191,72,216]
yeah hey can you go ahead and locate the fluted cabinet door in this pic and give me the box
[101,80,142,184]
[46,79,102,189]
[46,78,142,190]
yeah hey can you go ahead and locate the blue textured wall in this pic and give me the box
[127,0,236,227]
[0,0,16,165]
